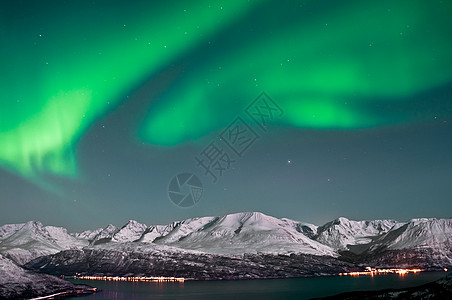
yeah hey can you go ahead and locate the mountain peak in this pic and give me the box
[218,212,280,229]
[124,220,143,226]
[315,217,400,250]
[151,211,336,256]
[113,220,147,243]
[2,213,452,270]
[409,218,437,224]
[104,224,117,231]
[225,211,267,219]
[369,218,452,252]
[90,224,118,245]
[23,221,43,229]
[335,217,350,224]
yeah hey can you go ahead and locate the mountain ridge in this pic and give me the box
[1,211,450,298]
[2,212,451,270]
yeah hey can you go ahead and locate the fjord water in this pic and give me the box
[68,272,449,300]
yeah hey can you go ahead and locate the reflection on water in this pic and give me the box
[68,272,450,300]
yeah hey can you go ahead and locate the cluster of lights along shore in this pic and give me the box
[339,267,445,277]
[72,267,449,282]
[73,275,185,282]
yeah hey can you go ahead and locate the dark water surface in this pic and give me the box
[68,272,450,300]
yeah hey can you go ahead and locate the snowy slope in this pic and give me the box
[150,216,219,243]
[135,217,226,244]
[137,224,174,243]
[372,218,452,251]
[315,217,400,250]
[72,228,103,240]
[2,213,451,267]
[280,218,318,239]
[0,223,25,240]
[153,212,337,256]
[0,221,87,265]
[112,220,147,242]
[0,254,94,299]
[89,224,118,244]
[79,213,334,256]
[0,254,28,282]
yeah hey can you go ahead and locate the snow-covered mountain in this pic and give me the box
[0,221,87,265]
[0,254,94,299]
[24,213,452,282]
[0,223,24,240]
[339,218,452,269]
[280,217,318,239]
[26,246,355,280]
[149,216,217,244]
[314,217,400,251]
[64,213,335,257]
[2,213,451,274]
[151,212,336,256]
[90,224,118,244]
[377,218,452,251]
[72,228,103,240]
[1,211,451,296]
[113,220,148,243]
[137,223,177,243]
[78,220,149,244]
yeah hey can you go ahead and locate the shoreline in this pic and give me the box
[68,269,451,283]
[29,287,98,300]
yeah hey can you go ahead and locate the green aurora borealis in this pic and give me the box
[1,0,452,227]
[1,0,257,185]
[143,0,452,143]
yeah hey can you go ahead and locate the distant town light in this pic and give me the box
[339,268,423,277]
[74,275,185,283]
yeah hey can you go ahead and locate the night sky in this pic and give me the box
[1,0,451,231]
